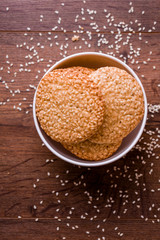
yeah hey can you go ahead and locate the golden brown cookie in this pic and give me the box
[63,140,122,161]
[89,67,144,144]
[36,67,105,144]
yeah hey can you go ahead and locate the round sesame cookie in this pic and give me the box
[36,67,105,144]
[89,67,144,144]
[63,140,122,161]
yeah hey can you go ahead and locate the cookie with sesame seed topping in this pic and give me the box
[36,67,105,144]
[63,140,122,161]
[89,67,144,144]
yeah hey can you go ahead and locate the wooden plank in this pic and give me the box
[0,0,160,32]
[0,219,160,240]
[0,32,160,106]
[0,122,160,218]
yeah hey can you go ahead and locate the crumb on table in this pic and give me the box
[72,35,80,42]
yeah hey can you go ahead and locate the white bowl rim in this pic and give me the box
[33,52,148,167]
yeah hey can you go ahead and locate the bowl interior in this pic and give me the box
[33,53,147,167]
[54,53,131,72]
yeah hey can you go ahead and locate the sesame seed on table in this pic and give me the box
[0,0,160,239]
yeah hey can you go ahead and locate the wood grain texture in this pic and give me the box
[0,0,160,32]
[0,32,159,104]
[0,0,160,239]
[0,219,160,240]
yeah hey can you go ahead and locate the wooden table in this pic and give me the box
[0,1,160,239]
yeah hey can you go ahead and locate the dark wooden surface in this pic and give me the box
[0,1,160,239]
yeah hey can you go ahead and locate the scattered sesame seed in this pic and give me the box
[1,5,159,239]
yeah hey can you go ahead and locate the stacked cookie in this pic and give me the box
[36,66,144,161]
